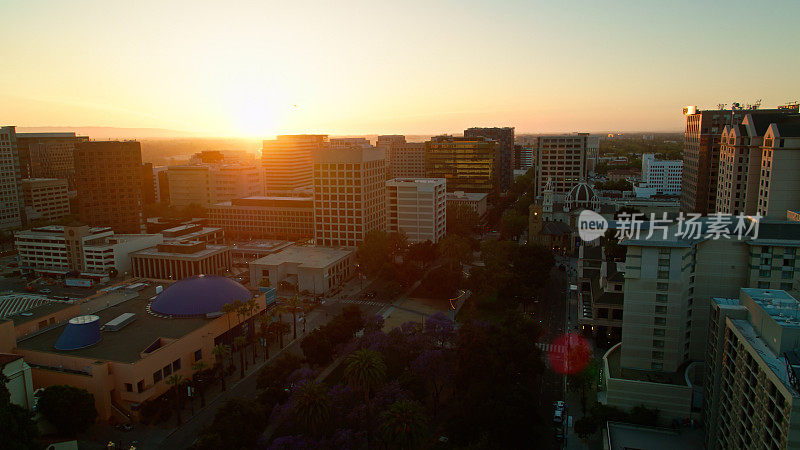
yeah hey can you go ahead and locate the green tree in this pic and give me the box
[407,240,437,268]
[278,295,304,340]
[193,398,266,449]
[234,335,248,378]
[212,343,231,391]
[378,399,429,449]
[301,328,333,367]
[191,361,208,407]
[0,374,39,450]
[437,234,473,265]
[37,385,98,436]
[500,209,527,240]
[291,380,331,437]
[344,349,386,404]
[165,374,186,426]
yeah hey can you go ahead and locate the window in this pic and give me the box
[655,306,667,314]
[652,351,664,360]
[657,282,669,291]
[654,317,666,326]
[653,340,664,348]
[758,281,770,289]
[651,362,663,370]
[781,282,793,291]
[656,294,668,303]
[194,349,203,361]
[153,370,162,383]
[658,270,669,279]
[137,380,145,393]
[173,359,181,371]
[124,383,133,392]
[163,364,172,377]
[654,329,665,337]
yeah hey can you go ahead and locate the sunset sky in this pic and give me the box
[1,0,798,137]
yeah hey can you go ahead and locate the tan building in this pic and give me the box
[15,131,87,188]
[757,120,800,219]
[262,135,328,194]
[386,178,446,244]
[534,133,599,197]
[161,223,224,245]
[130,241,232,280]
[716,113,800,216]
[75,141,144,234]
[2,279,266,422]
[167,164,263,208]
[377,135,426,179]
[208,196,314,241]
[249,246,354,296]
[313,146,386,247]
[21,178,70,222]
[705,289,800,449]
[329,138,372,149]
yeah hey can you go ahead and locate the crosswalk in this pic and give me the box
[537,342,567,354]
[0,294,51,318]
[339,299,387,307]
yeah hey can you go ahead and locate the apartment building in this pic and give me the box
[130,241,232,280]
[386,178,446,244]
[313,146,386,247]
[601,219,800,423]
[167,164,263,208]
[705,289,800,449]
[757,120,800,219]
[425,136,497,193]
[377,135,426,179]
[716,113,800,216]
[262,135,328,194]
[534,133,599,197]
[641,153,682,196]
[21,178,70,222]
[0,126,23,229]
[75,141,144,234]
[208,196,314,241]
[15,225,162,276]
[464,127,515,192]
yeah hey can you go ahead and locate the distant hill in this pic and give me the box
[15,126,197,140]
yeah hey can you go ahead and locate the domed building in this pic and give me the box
[565,181,600,212]
[150,274,254,318]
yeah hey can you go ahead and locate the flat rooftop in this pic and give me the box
[231,240,293,252]
[730,318,798,396]
[607,422,703,450]
[130,243,228,259]
[16,283,211,363]
[446,192,488,201]
[743,288,800,328]
[252,246,352,269]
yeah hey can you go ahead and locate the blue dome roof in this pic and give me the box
[55,315,102,350]
[151,275,252,317]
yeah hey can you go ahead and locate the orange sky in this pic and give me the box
[1,0,798,137]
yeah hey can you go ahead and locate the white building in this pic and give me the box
[386,178,446,243]
[639,153,682,196]
[249,246,355,296]
[313,146,386,247]
[167,164,263,208]
[0,127,23,229]
[15,225,162,276]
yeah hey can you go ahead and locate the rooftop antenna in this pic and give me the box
[717,103,727,110]
[753,99,762,110]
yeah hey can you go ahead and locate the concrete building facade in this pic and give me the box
[0,127,23,230]
[386,178,446,244]
[15,131,87,189]
[641,153,682,196]
[208,196,314,241]
[377,135,426,179]
[21,178,70,222]
[130,241,232,280]
[534,133,599,197]
[313,146,386,247]
[262,135,328,194]
[167,164,263,208]
[464,127,515,192]
[249,246,354,295]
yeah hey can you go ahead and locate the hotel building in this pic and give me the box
[75,141,144,234]
[262,135,328,194]
[167,163,263,208]
[21,178,70,222]
[208,196,314,241]
[534,133,599,197]
[425,136,497,193]
[386,178,446,244]
[313,146,386,247]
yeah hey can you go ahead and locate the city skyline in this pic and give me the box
[1,0,798,137]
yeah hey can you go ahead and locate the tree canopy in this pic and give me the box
[37,385,97,436]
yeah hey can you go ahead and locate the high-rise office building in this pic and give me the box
[21,178,70,222]
[313,146,386,247]
[141,162,157,206]
[15,132,88,188]
[74,141,144,234]
[386,178,446,244]
[154,166,169,204]
[425,136,497,193]
[641,153,682,196]
[262,135,328,194]
[464,127,514,191]
[167,164,263,208]
[0,126,23,229]
[377,135,426,179]
[705,289,800,449]
[534,133,599,197]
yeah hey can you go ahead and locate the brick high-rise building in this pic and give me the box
[0,126,23,229]
[464,127,514,192]
[141,162,157,206]
[262,135,328,194]
[313,146,386,247]
[377,135,426,179]
[534,133,599,197]
[75,141,144,233]
[15,132,88,189]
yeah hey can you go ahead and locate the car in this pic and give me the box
[40,288,52,293]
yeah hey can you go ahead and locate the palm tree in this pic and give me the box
[234,335,247,378]
[259,319,271,360]
[165,374,186,426]
[191,361,207,407]
[378,399,428,449]
[276,295,303,340]
[247,298,260,364]
[292,380,331,437]
[343,348,386,404]
[211,344,230,391]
